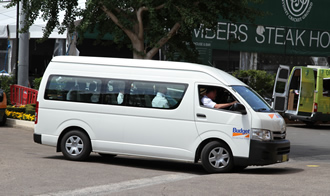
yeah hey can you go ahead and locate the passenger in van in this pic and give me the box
[201,87,237,109]
[152,85,170,108]
[165,94,178,107]
[117,88,124,104]
[66,81,79,101]
[89,82,100,103]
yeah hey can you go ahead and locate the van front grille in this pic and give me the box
[273,130,286,140]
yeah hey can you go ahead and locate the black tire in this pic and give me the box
[0,114,6,126]
[61,130,91,161]
[201,141,234,173]
[302,121,317,127]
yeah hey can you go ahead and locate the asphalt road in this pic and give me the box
[1,124,330,196]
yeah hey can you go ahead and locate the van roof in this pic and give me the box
[51,56,246,86]
[307,65,330,69]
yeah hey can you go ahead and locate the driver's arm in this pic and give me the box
[214,101,237,109]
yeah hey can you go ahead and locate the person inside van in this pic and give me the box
[201,87,237,109]
[152,85,170,108]
[66,81,79,101]
[117,88,124,104]
[89,82,100,103]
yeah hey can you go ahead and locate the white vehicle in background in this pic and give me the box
[34,56,290,173]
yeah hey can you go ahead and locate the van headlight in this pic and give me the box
[281,123,286,133]
[251,129,272,141]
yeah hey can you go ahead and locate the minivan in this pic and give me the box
[34,56,290,173]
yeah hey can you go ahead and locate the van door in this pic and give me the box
[316,69,330,118]
[272,65,290,112]
[122,81,198,160]
[297,67,315,115]
[195,84,252,158]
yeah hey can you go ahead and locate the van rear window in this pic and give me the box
[44,75,188,109]
[45,75,102,103]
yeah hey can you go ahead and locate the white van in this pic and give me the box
[34,56,290,173]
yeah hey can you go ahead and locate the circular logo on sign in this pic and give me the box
[282,0,313,22]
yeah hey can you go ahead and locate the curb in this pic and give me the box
[6,118,34,131]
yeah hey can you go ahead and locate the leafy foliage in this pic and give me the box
[32,77,42,90]
[0,75,14,105]
[7,0,264,61]
[232,70,275,98]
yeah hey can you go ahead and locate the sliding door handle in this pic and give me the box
[196,113,206,118]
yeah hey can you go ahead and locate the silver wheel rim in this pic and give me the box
[65,135,84,156]
[208,147,230,168]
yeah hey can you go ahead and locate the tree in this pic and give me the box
[8,0,263,61]
[232,70,275,98]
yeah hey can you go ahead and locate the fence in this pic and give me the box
[10,85,38,106]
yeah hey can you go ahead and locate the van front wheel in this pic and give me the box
[201,141,233,173]
[61,130,91,161]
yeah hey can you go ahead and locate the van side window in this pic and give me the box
[45,75,102,103]
[323,78,330,97]
[104,80,126,105]
[45,75,187,109]
[128,81,187,109]
[199,85,237,110]
[129,81,154,107]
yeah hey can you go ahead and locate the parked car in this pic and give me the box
[0,89,7,125]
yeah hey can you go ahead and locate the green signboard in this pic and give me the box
[193,0,330,63]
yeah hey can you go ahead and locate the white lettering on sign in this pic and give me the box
[255,26,306,46]
[194,22,249,42]
[296,30,305,46]
[320,32,330,48]
[193,22,330,51]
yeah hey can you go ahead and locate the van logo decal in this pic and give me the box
[269,114,281,119]
[233,128,250,139]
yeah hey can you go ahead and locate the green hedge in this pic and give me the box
[6,104,36,114]
[6,106,25,113]
[32,77,42,90]
[25,104,36,115]
[0,75,14,105]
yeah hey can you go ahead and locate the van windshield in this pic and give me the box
[232,86,274,112]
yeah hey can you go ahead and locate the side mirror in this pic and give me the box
[235,103,247,115]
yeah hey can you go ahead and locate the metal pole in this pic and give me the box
[15,0,19,84]
[17,0,29,87]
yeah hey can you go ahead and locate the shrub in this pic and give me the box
[5,109,35,121]
[5,104,35,121]
[6,105,26,113]
[33,77,42,90]
[25,104,36,115]
[0,74,14,105]
[232,70,275,98]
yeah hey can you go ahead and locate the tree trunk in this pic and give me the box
[132,39,145,59]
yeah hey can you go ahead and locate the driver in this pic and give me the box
[201,87,237,109]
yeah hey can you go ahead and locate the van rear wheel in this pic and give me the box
[0,114,6,126]
[61,130,91,161]
[201,141,233,173]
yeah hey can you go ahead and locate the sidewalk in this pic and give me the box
[6,118,34,131]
